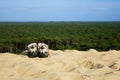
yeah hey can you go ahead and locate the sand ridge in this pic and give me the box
[0,49,120,80]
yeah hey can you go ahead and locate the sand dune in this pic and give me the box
[0,49,120,80]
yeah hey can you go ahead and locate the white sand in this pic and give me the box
[0,49,120,80]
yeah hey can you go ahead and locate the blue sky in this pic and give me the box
[0,0,120,21]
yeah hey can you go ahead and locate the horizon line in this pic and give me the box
[0,21,120,23]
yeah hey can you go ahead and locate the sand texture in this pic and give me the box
[0,49,120,80]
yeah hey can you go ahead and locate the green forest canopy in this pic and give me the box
[0,22,120,54]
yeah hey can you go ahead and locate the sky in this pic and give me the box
[0,0,120,21]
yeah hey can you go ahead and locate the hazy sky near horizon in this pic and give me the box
[0,0,120,21]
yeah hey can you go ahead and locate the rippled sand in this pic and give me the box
[0,49,120,80]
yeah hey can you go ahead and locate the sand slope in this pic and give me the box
[0,49,120,80]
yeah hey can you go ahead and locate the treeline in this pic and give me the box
[0,22,120,54]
